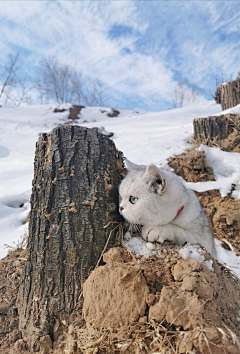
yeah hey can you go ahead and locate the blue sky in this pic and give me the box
[1,1,240,111]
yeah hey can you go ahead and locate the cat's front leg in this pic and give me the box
[142,224,175,243]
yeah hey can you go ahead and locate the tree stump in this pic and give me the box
[215,80,240,110]
[17,125,124,350]
[193,113,240,151]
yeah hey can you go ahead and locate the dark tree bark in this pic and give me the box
[17,125,124,350]
[193,113,240,145]
[215,80,240,110]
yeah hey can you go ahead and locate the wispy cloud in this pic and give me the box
[1,1,240,110]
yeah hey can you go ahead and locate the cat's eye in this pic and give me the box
[129,196,138,204]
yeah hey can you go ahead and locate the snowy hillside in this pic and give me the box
[1,101,240,276]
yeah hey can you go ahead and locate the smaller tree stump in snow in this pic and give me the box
[215,80,240,110]
[193,114,240,152]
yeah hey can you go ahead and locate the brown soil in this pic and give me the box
[80,247,240,354]
[168,149,215,182]
[107,109,120,118]
[197,190,240,255]
[2,245,240,354]
[68,105,85,120]
[168,149,240,255]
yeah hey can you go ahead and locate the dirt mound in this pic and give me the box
[79,247,240,354]
[82,247,173,329]
[2,246,240,353]
[168,149,214,182]
[168,149,240,255]
[197,190,240,255]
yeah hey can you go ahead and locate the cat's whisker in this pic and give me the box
[122,210,142,236]
[130,223,134,234]
[135,224,142,236]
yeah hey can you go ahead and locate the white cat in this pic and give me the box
[119,163,215,256]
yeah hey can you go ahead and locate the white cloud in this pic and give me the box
[1,1,240,110]
[0,1,175,108]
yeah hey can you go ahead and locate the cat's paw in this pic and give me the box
[142,226,153,241]
[142,226,165,243]
[148,228,165,243]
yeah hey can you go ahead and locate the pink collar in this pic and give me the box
[176,206,184,217]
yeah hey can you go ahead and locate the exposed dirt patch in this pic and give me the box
[168,149,214,182]
[197,190,240,255]
[53,108,68,113]
[68,105,85,120]
[168,149,240,255]
[54,105,85,119]
[107,109,120,118]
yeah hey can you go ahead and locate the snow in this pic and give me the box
[0,104,70,256]
[216,102,240,116]
[124,237,154,257]
[78,101,222,166]
[0,100,240,278]
[185,145,240,199]
[214,239,240,278]
[179,244,214,272]
[125,235,240,278]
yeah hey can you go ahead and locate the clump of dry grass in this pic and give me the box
[1,232,28,280]
[58,319,239,354]
[4,231,28,253]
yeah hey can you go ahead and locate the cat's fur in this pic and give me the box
[119,163,215,256]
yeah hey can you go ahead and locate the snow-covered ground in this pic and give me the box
[0,101,240,277]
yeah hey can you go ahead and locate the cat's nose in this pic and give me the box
[119,206,124,211]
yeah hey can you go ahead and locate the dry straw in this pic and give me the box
[59,318,239,354]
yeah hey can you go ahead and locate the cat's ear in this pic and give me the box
[124,158,146,172]
[145,164,166,193]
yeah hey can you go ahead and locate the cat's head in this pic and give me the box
[119,164,167,226]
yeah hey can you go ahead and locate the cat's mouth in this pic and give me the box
[119,208,143,228]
